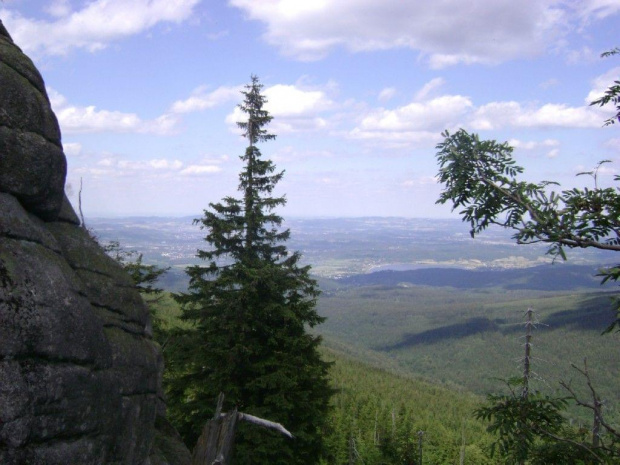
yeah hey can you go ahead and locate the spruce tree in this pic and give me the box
[170,76,332,464]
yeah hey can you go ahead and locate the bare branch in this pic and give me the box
[78,177,86,229]
[560,362,620,440]
[535,428,605,463]
[237,412,294,439]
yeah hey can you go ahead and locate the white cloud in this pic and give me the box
[348,79,472,146]
[63,142,83,157]
[378,87,396,102]
[428,53,490,69]
[547,148,560,158]
[77,155,221,178]
[470,101,602,129]
[512,139,562,158]
[349,71,611,147]
[414,78,446,101]
[97,158,116,167]
[348,128,441,148]
[401,176,438,188]
[230,0,569,65]
[226,83,334,133]
[48,88,179,135]
[149,159,184,170]
[171,86,241,113]
[509,138,562,158]
[179,165,222,175]
[1,0,201,56]
[45,0,72,18]
[565,46,598,64]
[508,138,560,150]
[264,84,333,116]
[359,95,473,132]
[117,158,184,171]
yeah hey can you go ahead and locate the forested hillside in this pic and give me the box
[151,293,503,464]
[321,351,502,464]
[150,278,619,463]
[317,283,619,423]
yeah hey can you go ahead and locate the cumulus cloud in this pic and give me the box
[49,88,179,135]
[230,0,569,65]
[358,95,473,132]
[349,86,473,146]
[347,73,612,147]
[170,86,241,113]
[470,67,620,130]
[226,83,334,133]
[508,138,560,150]
[77,155,222,178]
[264,84,333,116]
[1,0,201,56]
[508,138,561,158]
[470,101,602,129]
[179,165,222,175]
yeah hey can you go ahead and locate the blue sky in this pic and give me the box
[2,0,619,218]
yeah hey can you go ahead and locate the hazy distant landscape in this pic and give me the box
[91,216,620,424]
[89,216,612,278]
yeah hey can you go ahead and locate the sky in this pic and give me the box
[2,0,620,219]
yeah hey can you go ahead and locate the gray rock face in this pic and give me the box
[0,19,188,465]
[0,23,65,220]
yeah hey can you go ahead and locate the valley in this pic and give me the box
[92,215,620,427]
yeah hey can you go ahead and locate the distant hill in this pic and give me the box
[340,263,614,291]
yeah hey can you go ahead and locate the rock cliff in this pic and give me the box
[0,20,190,465]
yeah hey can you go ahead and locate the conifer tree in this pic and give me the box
[170,76,332,464]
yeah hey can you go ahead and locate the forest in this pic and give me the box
[96,63,620,463]
[3,4,620,464]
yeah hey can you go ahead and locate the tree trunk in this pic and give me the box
[191,409,239,465]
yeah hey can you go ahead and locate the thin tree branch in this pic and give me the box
[478,176,620,252]
[236,412,294,439]
[535,428,604,463]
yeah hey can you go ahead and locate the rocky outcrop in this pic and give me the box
[0,20,189,465]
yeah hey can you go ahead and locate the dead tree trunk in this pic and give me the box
[192,409,239,465]
[191,393,293,465]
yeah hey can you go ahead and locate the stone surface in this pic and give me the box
[0,19,64,220]
[0,19,191,465]
[149,415,192,465]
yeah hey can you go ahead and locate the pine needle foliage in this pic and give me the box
[170,76,332,464]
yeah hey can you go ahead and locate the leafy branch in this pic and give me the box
[590,47,619,126]
[435,129,620,331]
